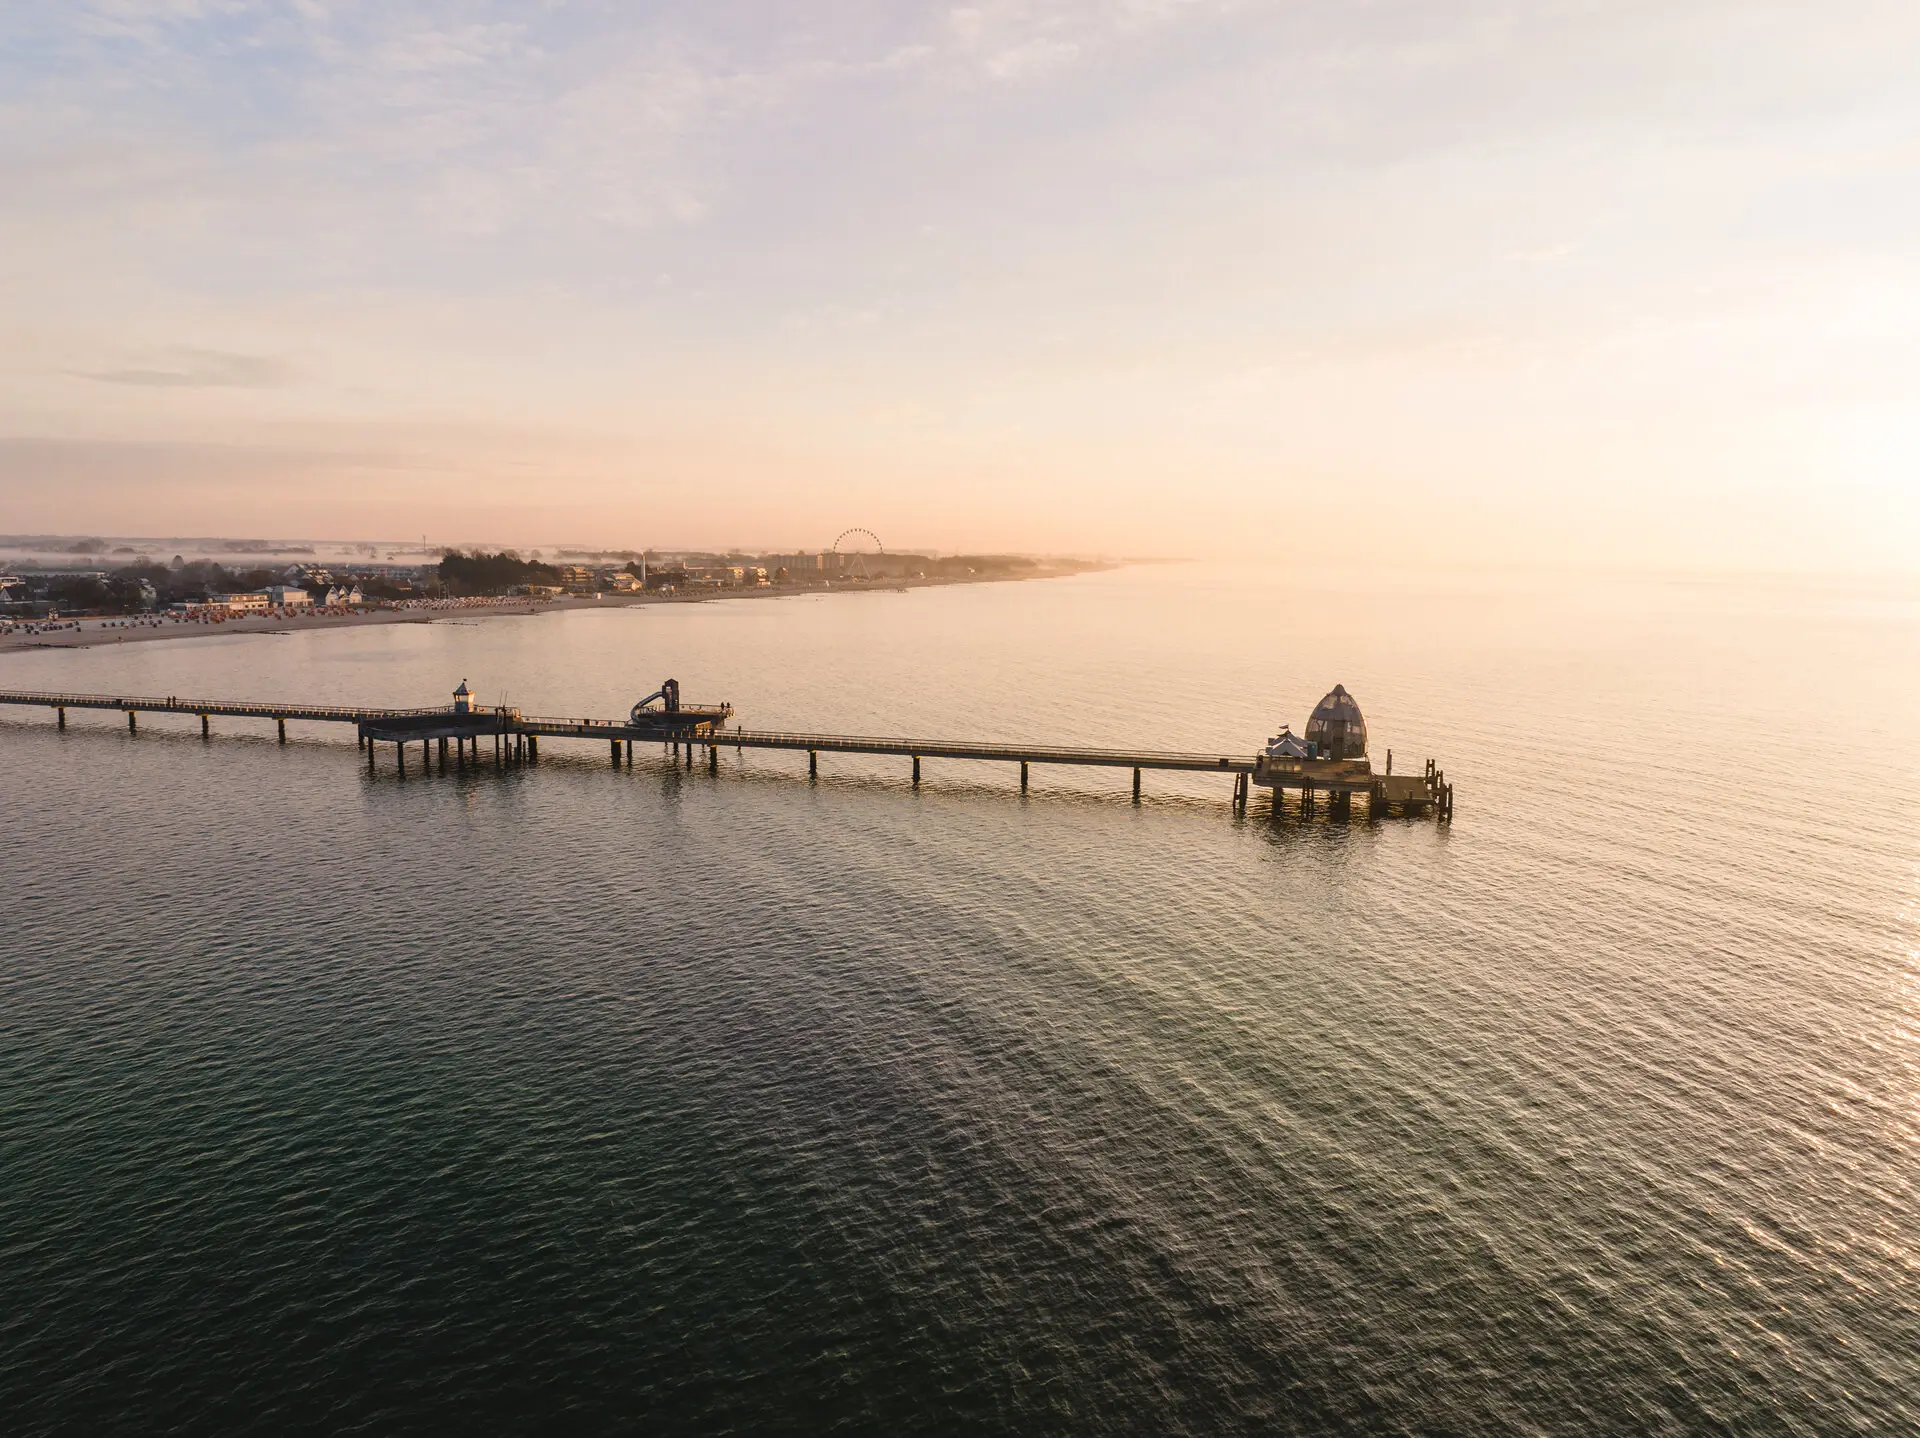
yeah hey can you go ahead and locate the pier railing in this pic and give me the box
[712,727,1255,774]
[0,689,447,722]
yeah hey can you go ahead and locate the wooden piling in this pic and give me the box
[1020,760,1029,792]
[367,740,375,774]
[127,710,136,733]
[1132,766,1141,802]
[202,715,211,738]
[708,744,717,774]
[397,741,405,778]
[912,754,921,786]
[809,748,817,778]
[57,707,65,729]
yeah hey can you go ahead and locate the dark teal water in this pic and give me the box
[2,567,1916,1433]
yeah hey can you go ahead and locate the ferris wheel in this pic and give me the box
[831,528,883,579]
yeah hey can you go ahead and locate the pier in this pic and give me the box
[0,682,1453,819]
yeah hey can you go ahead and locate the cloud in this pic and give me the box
[77,348,295,387]
[947,0,1225,82]
[985,37,1081,80]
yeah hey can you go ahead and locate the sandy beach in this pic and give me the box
[0,568,1106,656]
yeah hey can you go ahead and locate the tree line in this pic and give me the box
[436,550,562,596]
[6,561,414,615]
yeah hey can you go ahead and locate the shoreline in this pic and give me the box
[0,565,1113,655]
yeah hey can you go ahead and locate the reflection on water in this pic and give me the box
[1,565,1916,1434]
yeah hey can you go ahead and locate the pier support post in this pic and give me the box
[368,740,376,774]
[529,736,538,761]
[1301,785,1314,817]
[809,749,817,779]
[1132,766,1141,803]
[442,737,451,767]
[1020,761,1028,793]
[128,711,137,734]
[625,740,632,767]
[912,755,920,787]
[278,717,287,744]
[57,707,65,730]
[709,744,717,774]
[686,743,693,770]
[421,739,429,771]
[202,715,210,738]
[397,741,406,779]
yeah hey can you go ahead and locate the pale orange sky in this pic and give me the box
[3,2,1917,569]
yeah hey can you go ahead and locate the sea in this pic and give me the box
[1,563,1915,1435]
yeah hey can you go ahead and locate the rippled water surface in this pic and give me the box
[3,565,1916,1434]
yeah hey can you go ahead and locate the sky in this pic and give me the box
[2,0,1917,568]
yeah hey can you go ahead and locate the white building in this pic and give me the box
[265,585,313,608]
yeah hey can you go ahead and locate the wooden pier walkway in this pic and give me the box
[0,686,1453,818]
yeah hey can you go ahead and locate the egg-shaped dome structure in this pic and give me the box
[1304,684,1367,759]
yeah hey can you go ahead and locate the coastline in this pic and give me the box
[0,564,1114,655]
